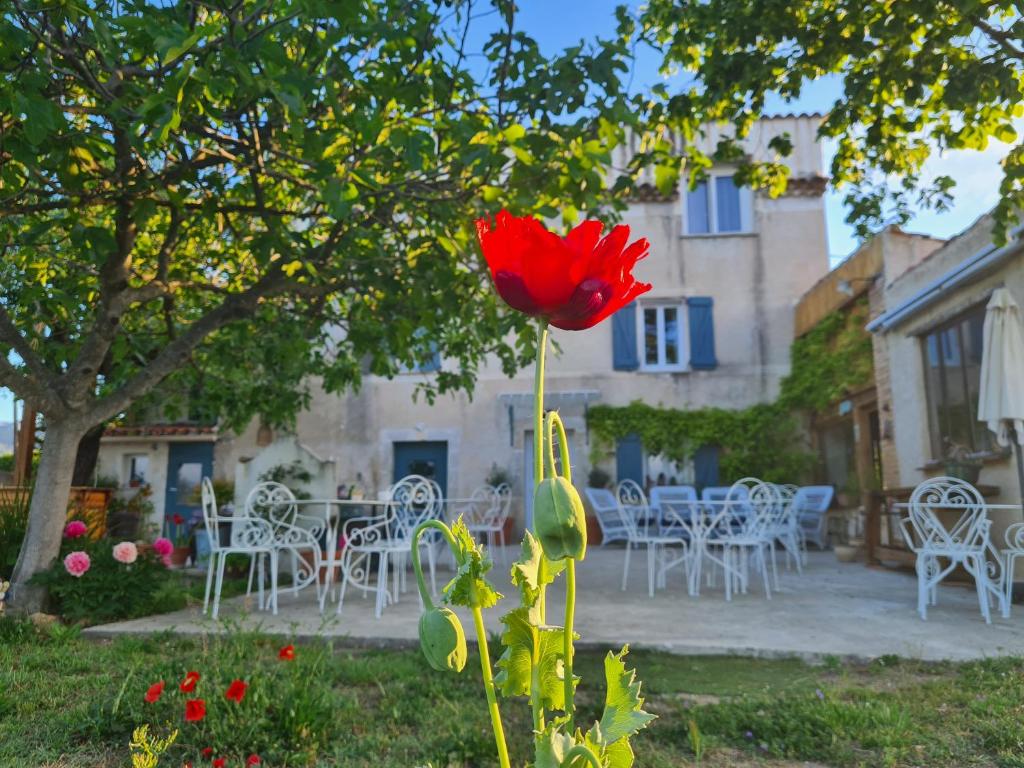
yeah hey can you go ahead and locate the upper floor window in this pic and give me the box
[683,173,752,235]
[397,329,441,374]
[921,303,990,458]
[640,302,687,372]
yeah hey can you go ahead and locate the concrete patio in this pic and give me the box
[85,550,1024,662]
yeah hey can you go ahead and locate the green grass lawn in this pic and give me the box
[1,618,1022,767]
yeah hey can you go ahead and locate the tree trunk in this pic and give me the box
[7,418,86,614]
[71,423,106,486]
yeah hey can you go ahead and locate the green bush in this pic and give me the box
[31,536,180,625]
[0,486,31,577]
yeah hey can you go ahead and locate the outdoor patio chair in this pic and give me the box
[245,481,326,605]
[200,477,276,620]
[793,485,834,550]
[461,483,511,565]
[900,477,1007,623]
[1002,523,1024,617]
[704,478,776,600]
[584,487,628,545]
[770,483,804,575]
[616,479,688,597]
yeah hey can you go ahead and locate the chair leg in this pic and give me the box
[269,550,280,616]
[723,547,732,602]
[257,554,265,611]
[376,551,389,618]
[968,555,992,624]
[915,555,928,620]
[246,555,256,598]
[647,544,656,598]
[212,552,228,620]
[622,543,632,591]
[759,546,772,600]
[769,541,779,591]
[203,550,217,615]
[336,553,351,616]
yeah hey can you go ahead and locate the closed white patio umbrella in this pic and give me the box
[977,287,1024,504]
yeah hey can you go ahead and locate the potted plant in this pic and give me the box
[168,512,193,567]
[943,439,983,484]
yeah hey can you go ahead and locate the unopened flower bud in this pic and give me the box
[418,607,467,673]
[533,476,587,561]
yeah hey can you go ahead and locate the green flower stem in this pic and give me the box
[534,319,549,624]
[531,633,545,733]
[411,520,461,608]
[563,745,602,768]
[546,410,579,727]
[472,604,512,768]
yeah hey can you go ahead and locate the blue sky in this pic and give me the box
[0,2,1013,420]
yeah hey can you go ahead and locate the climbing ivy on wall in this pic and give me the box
[779,296,875,411]
[587,296,875,484]
[587,401,814,484]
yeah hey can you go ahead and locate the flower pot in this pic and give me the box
[944,461,982,484]
[585,515,603,547]
[170,546,191,567]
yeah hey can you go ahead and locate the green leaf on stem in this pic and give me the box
[598,646,656,744]
[442,518,502,609]
[534,720,576,768]
[493,607,576,710]
[511,530,566,611]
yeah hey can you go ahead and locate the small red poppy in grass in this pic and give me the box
[201,747,213,758]
[179,671,200,692]
[475,210,652,331]
[184,698,206,722]
[225,679,248,703]
[144,680,165,703]
[212,758,225,768]
[278,644,295,661]
[246,755,261,766]
[173,513,186,525]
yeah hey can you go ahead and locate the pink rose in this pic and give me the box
[64,551,91,578]
[112,541,138,564]
[152,537,174,557]
[64,521,88,539]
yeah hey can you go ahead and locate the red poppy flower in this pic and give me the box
[212,759,225,768]
[475,210,652,331]
[144,681,165,703]
[180,671,201,692]
[201,747,214,758]
[173,513,185,525]
[278,644,295,661]
[184,698,206,722]
[225,679,248,703]
[246,756,261,766]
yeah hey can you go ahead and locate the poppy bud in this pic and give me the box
[418,607,467,673]
[533,476,587,561]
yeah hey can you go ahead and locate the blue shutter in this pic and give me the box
[693,445,720,494]
[612,302,639,371]
[715,176,742,232]
[616,434,644,485]
[688,296,717,370]
[686,181,710,234]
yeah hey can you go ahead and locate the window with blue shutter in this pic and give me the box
[611,302,639,371]
[686,181,711,234]
[615,433,644,485]
[687,297,717,370]
[715,176,742,232]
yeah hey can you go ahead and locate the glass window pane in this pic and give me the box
[962,312,989,451]
[176,462,202,506]
[129,456,149,486]
[923,332,946,457]
[939,327,971,450]
[644,308,659,365]
[663,307,679,364]
[686,182,710,234]
[715,176,742,232]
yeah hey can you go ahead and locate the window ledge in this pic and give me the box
[680,231,757,240]
[638,367,690,374]
[919,448,1013,471]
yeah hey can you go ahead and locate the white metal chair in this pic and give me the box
[704,478,776,600]
[616,480,688,597]
[770,483,803,575]
[584,487,629,545]
[200,477,276,620]
[649,485,698,537]
[463,483,511,565]
[794,485,834,550]
[1002,523,1024,617]
[245,481,326,606]
[899,477,1006,623]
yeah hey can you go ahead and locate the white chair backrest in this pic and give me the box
[730,477,777,535]
[650,485,697,509]
[391,474,441,539]
[200,477,220,545]
[494,483,512,518]
[585,487,617,512]
[616,479,652,539]
[463,485,497,525]
[907,476,989,549]
[793,485,834,514]
[702,485,740,503]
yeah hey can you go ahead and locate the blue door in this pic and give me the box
[165,442,214,539]
[393,441,448,496]
[615,434,644,486]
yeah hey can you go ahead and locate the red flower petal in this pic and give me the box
[144,681,165,704]
[246,755,262,766]
[184,698,206,723]
[179,671,201,693]
[201,747,213,758]
[278,644,295,661]
[476,209,652,331]
[225,679,248,703]
[212,759,225,768]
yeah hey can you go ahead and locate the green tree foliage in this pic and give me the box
[0,0,648,604]
[633,0,1024,241]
